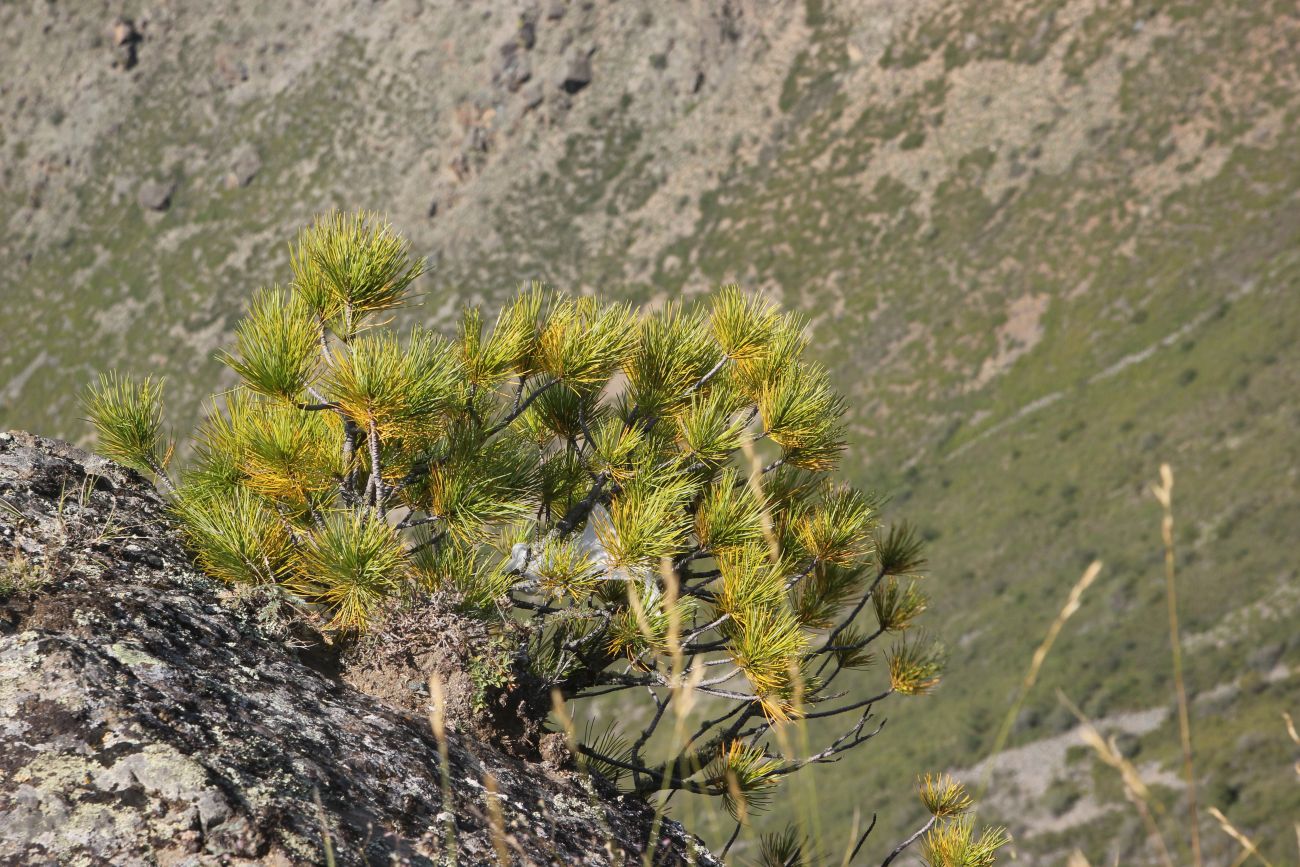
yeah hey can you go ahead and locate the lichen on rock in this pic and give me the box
[0,430,719,866]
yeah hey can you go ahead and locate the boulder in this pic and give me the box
[225,144,262,188]
[136,179,175,211]
[0,431,719,866]
[110,18,142,70]
[561,51,593,94]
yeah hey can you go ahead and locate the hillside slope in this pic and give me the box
[3,0,1298,863]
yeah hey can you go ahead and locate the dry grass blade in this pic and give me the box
[740,439,780,562]
[551,689,623,864]
[312,787,338,867]
[1208,806,1275,867]
[1151,463,1202,867]
[427,674,458,864]
[1286,712,1300,782]
[1058,690,1175,867]
[980,561,1102,794]
[483,773,511,866]
[1285,711,1300,772]
[0,495,27,524]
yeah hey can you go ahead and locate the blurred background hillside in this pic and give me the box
[2,0,1297,862]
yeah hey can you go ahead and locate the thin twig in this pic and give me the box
[879,815,935,867]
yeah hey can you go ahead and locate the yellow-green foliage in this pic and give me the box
[85,212,972,841]
[921,816,1010,867]
[82,372,172,479]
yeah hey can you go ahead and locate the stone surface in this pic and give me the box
[136,179,174,211]
[109,17,142,69]
[561,50,593,94]
[226,144,262,189]
[0,431,719,866]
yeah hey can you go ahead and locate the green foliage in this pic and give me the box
[288,510,407,630]
[0,553,51,598]
[873,576,929,633]
[82,373,171,479]
[607,582,696,659]
[467,634,517,712]
[171,486,293,586]
[221,287,319,401]
[86,212,971,845]
[325,327,457,437]
[707,740,782,818]
[580,720,633,786]
[918,773,973,819]
[921,816,1010,867]
[888,632,946,695]
[290,209,425,337]
[695,468,766,553]
[754,825,808,867]
[757,363,847,469]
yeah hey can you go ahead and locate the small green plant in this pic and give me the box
[86,211,1003,860]
[467,634,517,713]
[0,552,50,597]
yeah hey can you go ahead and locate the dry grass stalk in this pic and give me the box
[1208,806,1274,867]
[549,689,623,863]
[1285,712,1300,780]
[1058,690,1176,867]
[980,560,1103,794]
[1151,463,1202,867]
[427,674,459,864]
[483,772,511,866]
[312,787,338,867]
[740,439,780,562]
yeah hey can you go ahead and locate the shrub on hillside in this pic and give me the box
[87,211,1007,864]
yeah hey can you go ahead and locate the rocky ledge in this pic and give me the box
[0,431,718,866]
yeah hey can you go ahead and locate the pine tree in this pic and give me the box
[87,211,1006,863]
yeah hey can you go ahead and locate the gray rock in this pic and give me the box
[562,51,593,94]
[136,178,174,211]
[0,431,721,867]
[495,46,533,93]
[522,81,545,112]
[111,18,139,48]
[110,18,142,70]
[519,17,537,51]
[226,144,261,188]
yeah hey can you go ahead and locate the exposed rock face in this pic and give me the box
[0,431,719,866]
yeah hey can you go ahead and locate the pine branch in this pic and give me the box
[554,472,609,536]
[483,377,560,438]
[144,455,177,496]
[880,815,937,867]
[367,420,385,515]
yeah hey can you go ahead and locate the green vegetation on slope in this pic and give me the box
[3,0,1298,862]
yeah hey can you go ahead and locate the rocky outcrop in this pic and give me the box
[0,431,718,866]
